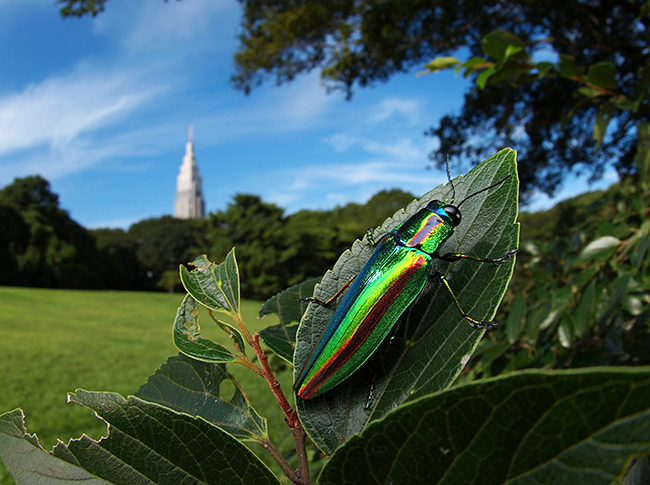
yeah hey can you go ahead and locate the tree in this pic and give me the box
[233,0,648,200]
[128,216,207,290]
[208,194,290,300]
[91,228,144,290]
[0,201,30,285]
[0,176,102,288]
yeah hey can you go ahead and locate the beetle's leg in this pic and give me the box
[433,272,498,330]
[437,248,518,265]
[365,228,376,246]
[364,376,376,412]
[299,276,356,307]
[366,229,393,247]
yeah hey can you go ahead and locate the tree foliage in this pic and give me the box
[0,174,415,299]
[0,176,102,288]
[231,0,649,199]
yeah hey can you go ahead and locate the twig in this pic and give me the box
[251,333,312,485]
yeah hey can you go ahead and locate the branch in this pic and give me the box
[251,333,311,485]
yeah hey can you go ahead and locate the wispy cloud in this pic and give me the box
[371,97,422,125]
[324,134,431,163]
[122,0,235,52]
[0,67,166,156]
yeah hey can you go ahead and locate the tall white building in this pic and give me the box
[174,126,206,219]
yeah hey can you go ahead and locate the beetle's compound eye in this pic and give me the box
[443,205,462,226]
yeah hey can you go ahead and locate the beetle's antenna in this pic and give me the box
[446,156,456,202]
[458,174,512,208]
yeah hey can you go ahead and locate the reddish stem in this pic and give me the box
[251,333,311,485]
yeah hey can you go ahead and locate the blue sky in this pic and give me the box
[0,0,618,229]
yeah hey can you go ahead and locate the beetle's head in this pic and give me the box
[443,204,461,227]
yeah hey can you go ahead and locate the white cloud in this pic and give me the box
[371,97,421,124]
[279,73,338,122]
[110,0,235,52]
[325,135,432,164]
[0,67,166,156]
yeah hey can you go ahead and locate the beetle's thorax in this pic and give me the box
[393,200,454,253]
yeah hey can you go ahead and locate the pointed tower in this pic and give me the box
[174,126,206,219]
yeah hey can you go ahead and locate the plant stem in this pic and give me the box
[259,438,303,484]
[251,332,312,485]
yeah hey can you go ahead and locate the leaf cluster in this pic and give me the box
[460,139,650,384]
[4,150,650,484]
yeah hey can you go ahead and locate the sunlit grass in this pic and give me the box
[0,286,291,485]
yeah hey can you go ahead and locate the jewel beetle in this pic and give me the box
[294,166,517,400]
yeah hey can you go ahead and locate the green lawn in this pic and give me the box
[0,287,291,485]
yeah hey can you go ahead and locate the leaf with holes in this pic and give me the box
[136,354,267,441]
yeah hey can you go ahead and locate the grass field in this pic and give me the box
[0,286,292,485]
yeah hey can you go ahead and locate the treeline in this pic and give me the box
[0,175,415,300]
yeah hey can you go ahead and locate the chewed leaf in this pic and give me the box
[173,293,236,363]
[294,148,519,455]
[0,409,109,484]
[0,393,281,485]
[180,251,240,316]
[136,354,267,441]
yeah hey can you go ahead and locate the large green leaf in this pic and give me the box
[0,391,281,484]
[319,368,650,485]
[294,149,519,454]
[0,409,109,484]
[136,354,267,441]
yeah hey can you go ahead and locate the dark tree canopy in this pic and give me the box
[232,0,648,199]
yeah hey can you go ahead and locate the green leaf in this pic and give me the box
[258,277,321,361]
[536,61,555,77]
[476,65,496,89]
[259,276,321,325]
[598,274,632,325]
[423,56,461,72]
[593,101,617,150]
[459,57,492,77]
[0,392,281,484]
[482,30,525,61]
[0,409,110,484]
[506,294,526,344]
[588,62,617,90]
[558,311,577,348]
[559,54,585,80]
[208,309,246,353]
[294,149,519,454]
[259,324,299,362]
[574,280,596,338]
[503,44,524,62]
[136,354,268,441]
[319,368,650,485]
[575,235,621,264]
[180,251,241,316]
[173,293,237,363]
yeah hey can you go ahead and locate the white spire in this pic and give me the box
[174,126,205,219]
